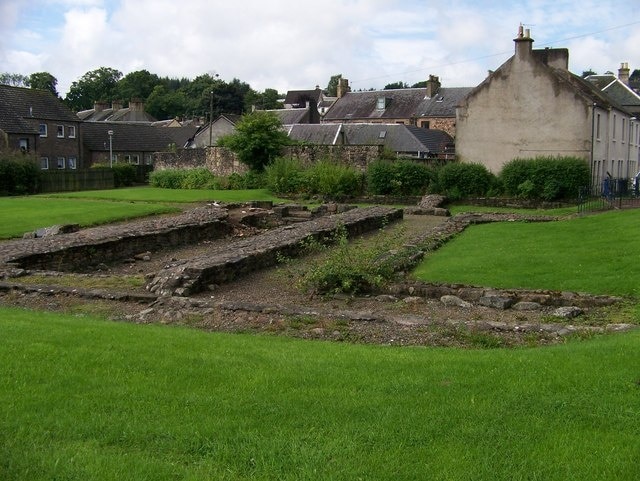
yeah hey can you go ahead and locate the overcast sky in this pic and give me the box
[1,0,639,98]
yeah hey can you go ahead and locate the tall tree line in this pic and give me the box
[1,67,284,121]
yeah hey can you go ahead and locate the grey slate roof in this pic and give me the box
[269,108,310,125]
[287,123,453,155]
[0,84,79,133]
[585,74,640,115]
[324,88,428,121]
[82,122,197,152]
[414,87,473,117]
[323,86,471,122]
[284,88,323,108]
[78,106,157,123]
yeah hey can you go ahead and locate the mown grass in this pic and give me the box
[0,188,294,239]
[413,209,640,297]
[0,196,178,239]
[0,306,639,481]
[448,204,578,216]
[42,186,290,203]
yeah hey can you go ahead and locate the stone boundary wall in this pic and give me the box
[2,205,231,272]
[153,144,384,176]
[146,206,403,297]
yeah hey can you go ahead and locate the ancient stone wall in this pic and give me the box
[153,144,383,175]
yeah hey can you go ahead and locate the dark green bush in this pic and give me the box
[433,162,496,200]
[181,168,216,189]
[0,153,40,195]
[227,171,265,190]
[304,160,364,200]
[111,163,137,187]
[500,156,590,201]
[265,157,305,194]
[148,169,186,189]
[366,160,434,196]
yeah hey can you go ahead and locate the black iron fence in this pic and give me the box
[578,177,640,214]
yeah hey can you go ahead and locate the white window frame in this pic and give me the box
[132,154,140,165]
[67,125,76,138]
[39,124,48,137]
[19,138,29,152]
[40,157,49,170]
[56,125,64,138]
[56,157,65,169]
[67,156,77,170]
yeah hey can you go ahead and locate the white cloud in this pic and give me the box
[2,0,640,98]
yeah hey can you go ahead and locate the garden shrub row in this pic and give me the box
[146,155,588,202]
[0,153,40,196]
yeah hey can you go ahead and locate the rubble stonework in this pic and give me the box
[146,206,403,297]
[1,204,232,271]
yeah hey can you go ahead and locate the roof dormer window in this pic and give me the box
[376,97,386,110]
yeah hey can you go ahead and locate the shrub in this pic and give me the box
[304,160,364,200]
[265,157,305,195]
[367,160,435,196]
[500,156,590,201]
[0,153,40,195]
[111,163,137,187]
[181,168,217,189]
[227,171,265,190]
[148,169,187,189]
[433,162,496,200]
[367,160,396,195]
[294,222,409,295]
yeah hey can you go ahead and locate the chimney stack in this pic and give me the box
[514,24,534,60]
[129,98,144,112]
[425,74,441,98]
[337,78,350,98]
[618,62,630,86]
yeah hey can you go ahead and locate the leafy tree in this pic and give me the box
[411,80,427,88]
[630,69,640,91]
[116,70,159,103]
[0,73,29,87]
[65,67,123,111]
[384,81,409,90]
[145,85,189,120]
[326,74,342,97]
[218,111,290,171]
[582,69,597,78]
[28,72,59,97]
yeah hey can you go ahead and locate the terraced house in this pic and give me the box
[456,26,640,189]
[0,84,82,170]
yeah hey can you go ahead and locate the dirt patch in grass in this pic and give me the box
[0,211,635,348]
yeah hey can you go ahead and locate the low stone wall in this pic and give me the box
[147,206,403,297]
[153,144,384,175]
[2,205,231,272]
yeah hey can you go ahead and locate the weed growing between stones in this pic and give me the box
[280,220,413,296]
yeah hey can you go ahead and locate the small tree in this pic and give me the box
[218,111,290,171]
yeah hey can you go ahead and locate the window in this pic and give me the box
[132,155,140,165]
[67,157,77,170]
[376,97,386,110]
[420,121,430,129]
[39,124,47,137]
[40,157,49,170]
[596,114,601,140]
[57,157,65,169]
[56,125,64,138]
[613,114,617,140]
[145,154,153,165]
[18,138,29,152]
[67,125,76,138]
[124,155,131,163]
[378,130,386,139]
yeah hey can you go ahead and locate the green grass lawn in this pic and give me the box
[413,209,640,297]
[42,186,290,204]
[0,188,293,239]
[1,306,638,481]
[0,196,178,239]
